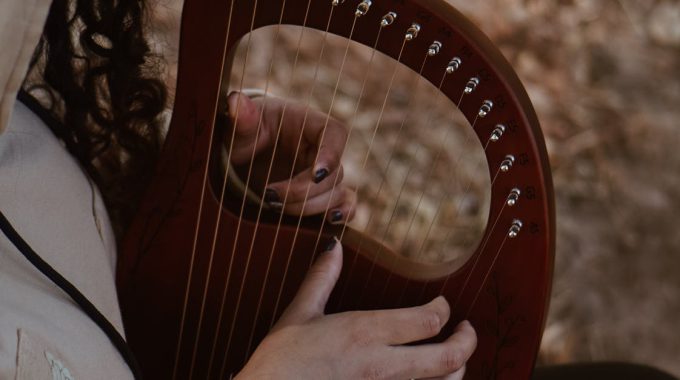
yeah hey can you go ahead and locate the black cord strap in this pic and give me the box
[0,211,143,379]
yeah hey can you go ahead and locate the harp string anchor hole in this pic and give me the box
[500,155,515,173]
[405,23,421,41]
[381,12,397,27]
[508,219,523,238]
[446,57,462,74]
[464,77,480,94]
[428,41,443,56]
[507,188,521,206]
[355,0,371,17]
[479,100,494,118]
[490,124,506,142]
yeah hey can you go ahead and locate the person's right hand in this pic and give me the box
[236,239,477,380]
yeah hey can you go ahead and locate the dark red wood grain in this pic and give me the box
[116,0,555,379]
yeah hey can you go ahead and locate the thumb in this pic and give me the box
[275,237,343,327]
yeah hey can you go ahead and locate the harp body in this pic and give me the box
[116,0,555,379]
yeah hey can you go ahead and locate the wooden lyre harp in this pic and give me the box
[116,0,555,379]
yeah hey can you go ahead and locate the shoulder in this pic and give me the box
[0,101,133,379]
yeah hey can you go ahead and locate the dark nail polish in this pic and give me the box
[264,189,280,203]
[330,210,343,223]
[314,168,329,184]
[325,238,338,252]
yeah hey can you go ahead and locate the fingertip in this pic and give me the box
[327,209,344,224]
[324,236,342,255]
[319,237,343,270]
[324,236,339,252]
[453,320,478,351]
[429,296,451,325]
[313,167,329,183]
[456,320,474,333]
[227,91,255,125]
[226,91,242,119]
[433,295,449,305]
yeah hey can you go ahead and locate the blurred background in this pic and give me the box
[151,0,680,376]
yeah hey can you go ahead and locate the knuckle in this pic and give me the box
[360,365,388,380]
[441,347,465,372]
[421,311,442,336]
[290,179,306,195]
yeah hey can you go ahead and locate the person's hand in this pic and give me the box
[226,91,356,224]
[236,240,477,380]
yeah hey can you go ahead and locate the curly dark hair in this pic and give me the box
[23,0,168,240]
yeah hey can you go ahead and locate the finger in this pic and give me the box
[280,186,353,217]
[391,320,477,379]
[265,165,344,206]
[354,296,450,346]
[311,117,347,179]
[275,238,343,327]
[226,92,276,165]
[324,188,357,224]
[263,98,346,179]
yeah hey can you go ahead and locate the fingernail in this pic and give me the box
[325,237,338,252]
[330,210,343,223]
[269,202,283,211]
[264,188,280,203]
[313,168,329,184]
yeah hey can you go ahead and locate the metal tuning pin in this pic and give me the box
[508,219,523,238]
[500,154,515,172]
[506,188,521,206]
[464,77,479,94]
[355,0,371,16]
[446,57,462,74]
[331,0,345,6]
[405,23,421,41]
[490,124,506,142]
[381,12,397,27]
[428,41,442,56]
[478,100,494,118]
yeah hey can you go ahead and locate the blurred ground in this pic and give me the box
[151,0,680,376]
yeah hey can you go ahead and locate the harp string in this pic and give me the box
[204,0,294,376]
[269,21,387,328]
[447,163,506,311]
[354,80,482,308]
[172,0,238,378]
[329,37,409,310]
[309,25,386,257]
[246,10,366,353]
[335,47,430,310]
[265,10,360,326]
[352,80,439,306]
[244,10,363,357]
[394,126,487,306]
[374,72,465,302]
[464,230,511,318]
[218,3,337,378]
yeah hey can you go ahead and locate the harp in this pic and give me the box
[116,0,555,379]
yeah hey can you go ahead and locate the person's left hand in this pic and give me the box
[225,91,356,225]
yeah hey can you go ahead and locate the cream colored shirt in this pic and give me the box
[0,101,134,379]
